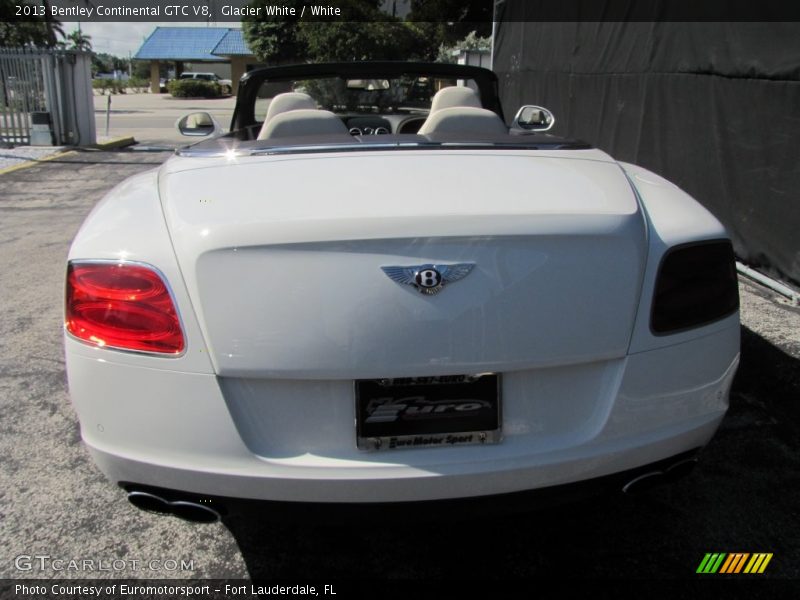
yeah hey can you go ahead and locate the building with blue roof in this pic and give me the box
[135,27,257,94]
[213,29,253,57]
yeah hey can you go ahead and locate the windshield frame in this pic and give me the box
[176,133,593,158]
[230,61,504,134]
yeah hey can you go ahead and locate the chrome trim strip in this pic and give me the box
[175,140,587,158]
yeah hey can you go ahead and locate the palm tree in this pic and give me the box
[39,0,65,47]
[0,0,64,47]
[66,29,92,51]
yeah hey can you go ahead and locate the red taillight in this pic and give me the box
[66,262,185,354]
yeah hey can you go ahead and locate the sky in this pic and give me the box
[66,22,241,57]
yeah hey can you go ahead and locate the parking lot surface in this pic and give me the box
[93,93,235,146]
[0,150,798,585]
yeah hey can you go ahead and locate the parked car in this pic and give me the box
[178,71,232,95]
[65,62,740,522]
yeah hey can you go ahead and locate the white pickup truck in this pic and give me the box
[178,72,233,95]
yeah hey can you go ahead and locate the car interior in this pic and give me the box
[178,65,576,152]
[254,87,509,140]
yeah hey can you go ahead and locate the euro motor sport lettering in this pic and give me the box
[389,433,479,449]
[355,374,501,449]
[365,397,492,423]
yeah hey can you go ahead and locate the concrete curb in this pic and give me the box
[0,137,136,176]
[0,150,78,176]
[93,136,136,150]
[161,96,233,100]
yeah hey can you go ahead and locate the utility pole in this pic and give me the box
[206,0,216,26]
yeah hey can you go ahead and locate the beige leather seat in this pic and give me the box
[418,106,508,136]
[428,86,482,113]
[257,92,317,140]
[259,109,350,139]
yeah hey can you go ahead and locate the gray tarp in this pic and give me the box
[493,18,800,286]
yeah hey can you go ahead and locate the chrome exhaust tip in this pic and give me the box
[622,471,664,495]
[665,457,699,480]
[127,491,172,515]
[622,455,700,494]
[126,491,221,523]
[170,500,221,523]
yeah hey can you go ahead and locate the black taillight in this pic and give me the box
[651,240,739,335]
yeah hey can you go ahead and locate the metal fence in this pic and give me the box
[0,47,95,146]
[0,47,46,144]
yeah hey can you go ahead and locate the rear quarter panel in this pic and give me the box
[66,169,214,374]
[621,162,739,354]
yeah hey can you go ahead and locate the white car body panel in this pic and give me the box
[66,323,737,502]
[67,170,214,374]
[620,162,735,353]
[65,78,740,505]
[160,149,648,377]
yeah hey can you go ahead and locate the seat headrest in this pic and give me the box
[259,109,350,139]
[418,107,508,136]
[257,93,318,140]
[264,92,317,122]
[429,86,482,113]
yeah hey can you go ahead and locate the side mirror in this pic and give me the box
[176,112,221,137]
[512,105,555,132]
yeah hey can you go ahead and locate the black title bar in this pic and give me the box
[6,0,800,23]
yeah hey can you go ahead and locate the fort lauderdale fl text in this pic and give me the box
[30,3,342,18]
[15,583,334,597]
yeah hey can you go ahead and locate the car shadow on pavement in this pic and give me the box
[734,326,800,421]
[219,326,799,582]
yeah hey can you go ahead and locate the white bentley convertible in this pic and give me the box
[65,62,739,522]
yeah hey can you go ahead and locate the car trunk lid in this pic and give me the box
[160,150,646,378]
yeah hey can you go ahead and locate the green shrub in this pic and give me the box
[127,77,149,92]
[167,79,222,98]
[92,79,127,95]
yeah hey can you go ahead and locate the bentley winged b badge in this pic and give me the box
[381,263,475,295]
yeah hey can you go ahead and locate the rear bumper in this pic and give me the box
[118,448,704,521]
[66,325,739,503]
[87,415,724,503]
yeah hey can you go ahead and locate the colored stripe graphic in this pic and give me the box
[734,553,750,573]
[698,552,773,574]
[696,553,714,573]
[719,554,735,573]
[720,553,749,573]
[743,553,773,574]
[697,553,726,573]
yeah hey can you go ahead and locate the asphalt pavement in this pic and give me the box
[93,93,236,147]
[0,150,798,587]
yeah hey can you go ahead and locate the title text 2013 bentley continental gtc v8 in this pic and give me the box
[65,62,739,522]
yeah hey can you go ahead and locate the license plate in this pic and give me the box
[355,373,501,451]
